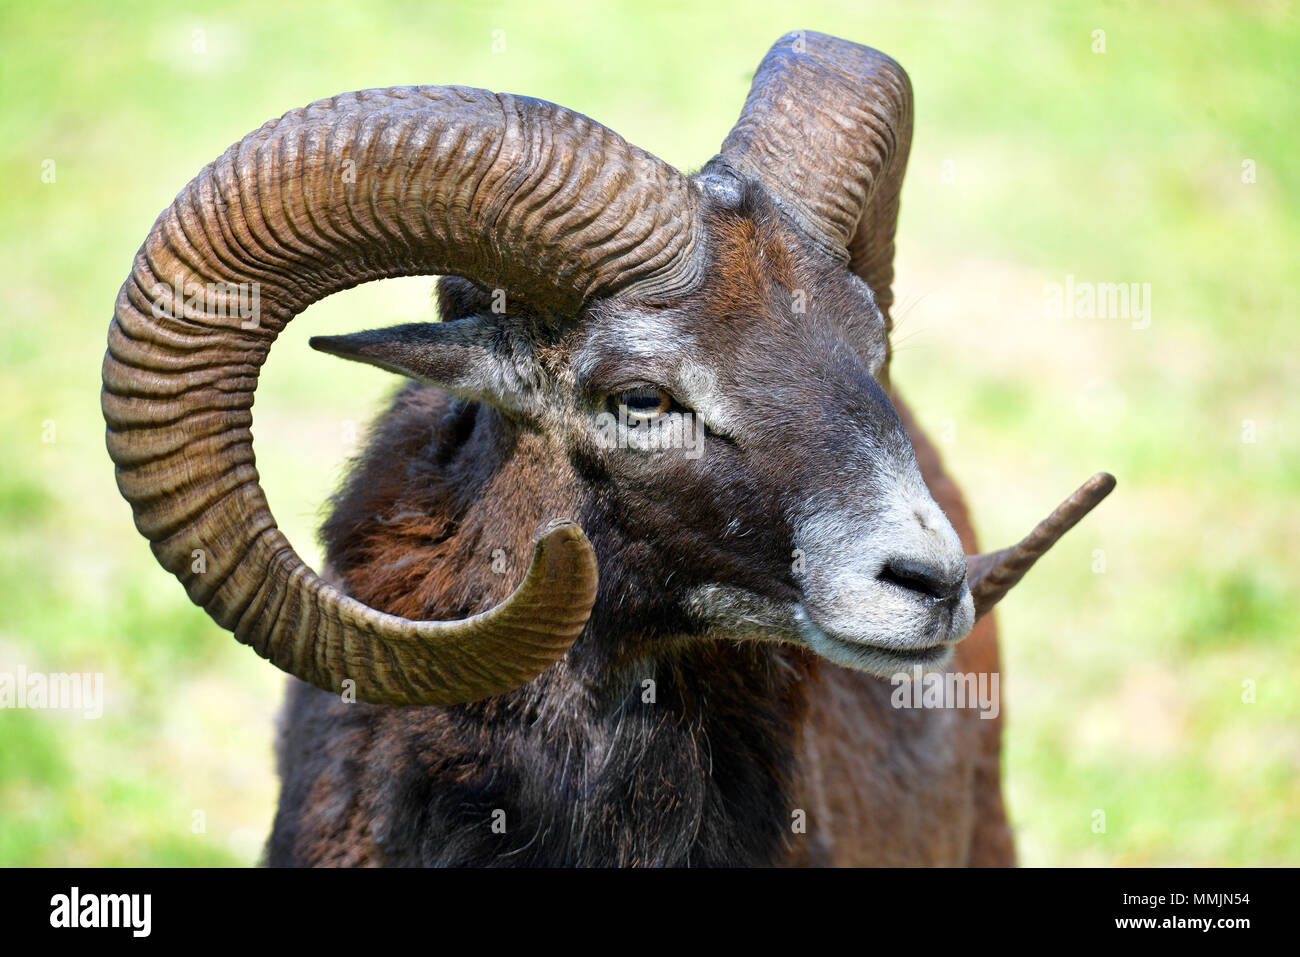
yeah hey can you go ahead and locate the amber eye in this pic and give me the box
[609,386,673,423]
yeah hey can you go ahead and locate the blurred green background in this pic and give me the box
[1,0,1296,866]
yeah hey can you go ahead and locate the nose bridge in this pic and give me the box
[773,344,914,473]
[855,372,906,429]
[797,368,927,504]
[764,331,948,537]
[788,390,965,585]
[829,359,908,445]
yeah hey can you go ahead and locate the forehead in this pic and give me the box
[573,199,886,389]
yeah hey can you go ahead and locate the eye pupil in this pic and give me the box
[611,387,672,420]
[625,390,664,412]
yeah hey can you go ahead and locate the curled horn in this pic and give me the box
[967,473,1117,620]
[102,86,702,706]
[712,30,912,328]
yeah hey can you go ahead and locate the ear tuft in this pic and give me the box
[436,276,495,321]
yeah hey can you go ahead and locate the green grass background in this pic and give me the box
[1,0,1296,865]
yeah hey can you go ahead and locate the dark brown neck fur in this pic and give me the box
[268,383,819,866]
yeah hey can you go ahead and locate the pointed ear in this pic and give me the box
[310,319,540,412]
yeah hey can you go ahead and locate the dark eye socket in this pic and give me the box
[608,386,676,422]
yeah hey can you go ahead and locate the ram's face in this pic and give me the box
[556,190,973,675]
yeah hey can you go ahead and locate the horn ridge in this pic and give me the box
[967,473,1117,620]
[103,85,675,705]
[715,30,913,323]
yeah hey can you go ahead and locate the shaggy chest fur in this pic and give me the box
[265,385,1010,867]
[270,645,814,867]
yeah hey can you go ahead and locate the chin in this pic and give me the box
[792,599,973,678]
[800,622,957,676]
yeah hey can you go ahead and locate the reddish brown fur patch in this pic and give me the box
[322,387,584,623]
[705,210,800,320]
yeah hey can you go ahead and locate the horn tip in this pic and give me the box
[1084,471,1118,502]
[535,519,587,548]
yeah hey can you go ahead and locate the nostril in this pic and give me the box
[877,557,962,603]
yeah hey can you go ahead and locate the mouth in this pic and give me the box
[794,607,961,676]
[680,584,970,678]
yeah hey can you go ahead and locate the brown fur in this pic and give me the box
[269,388,1013,867]
[267,184,1015,867]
